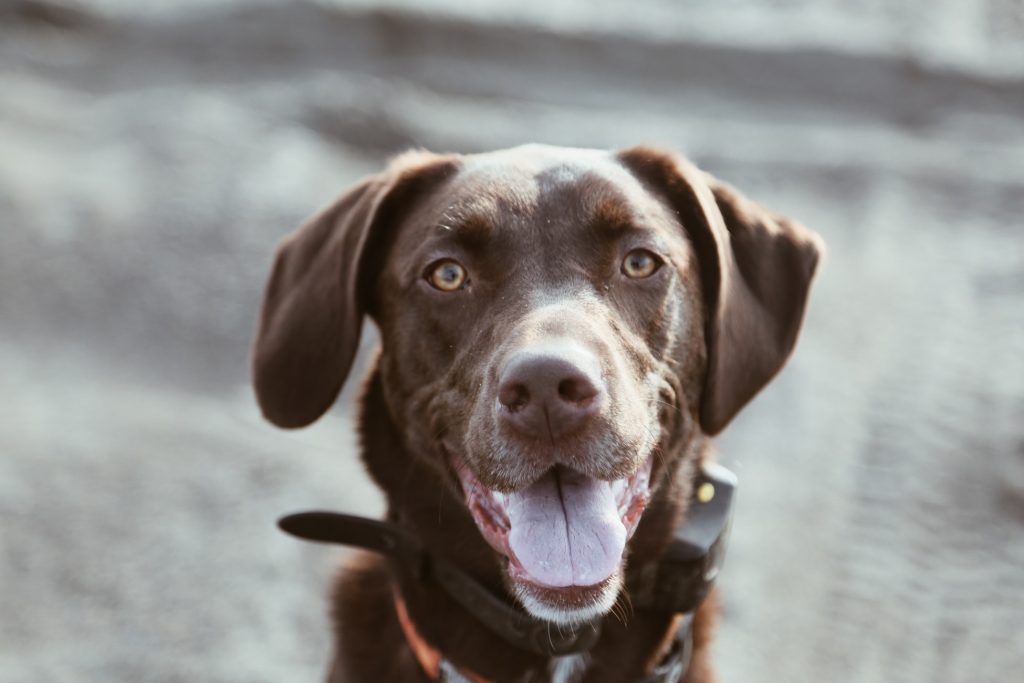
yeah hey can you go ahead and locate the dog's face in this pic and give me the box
[374,148,706,622]
[252,145,822,625]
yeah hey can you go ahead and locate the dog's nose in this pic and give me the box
[497,347,602,440]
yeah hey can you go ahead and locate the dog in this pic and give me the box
[252,144,823,682]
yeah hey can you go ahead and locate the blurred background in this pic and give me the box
[2,0,1023,681]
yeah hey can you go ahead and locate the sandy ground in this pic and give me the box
[2,2,1023,682]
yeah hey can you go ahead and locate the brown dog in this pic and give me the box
[253,145,822,682]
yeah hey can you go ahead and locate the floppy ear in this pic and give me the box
[252,152,458,429]
[618,147,824,435]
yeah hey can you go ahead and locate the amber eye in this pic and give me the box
[427,259,468,291]
[621,249,661,279]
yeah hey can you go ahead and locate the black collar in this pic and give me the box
[278,462,736,660]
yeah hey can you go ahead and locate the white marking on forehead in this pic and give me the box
[446,145,684,246]
[468,146,663,215]
[463,144,610,187]
[542,162,585,185]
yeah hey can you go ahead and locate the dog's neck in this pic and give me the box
[355,369,715,683]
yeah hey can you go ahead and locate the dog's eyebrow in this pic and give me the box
[435,213,494,248]
[591,198,641,237]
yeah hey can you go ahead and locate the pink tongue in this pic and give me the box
[506,469,626,587]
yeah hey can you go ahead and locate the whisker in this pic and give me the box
[609,592,633,626]
[619,588,635,620]
[635,419,668,473]
[645,398,677,409]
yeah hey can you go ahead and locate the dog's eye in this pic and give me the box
[621,249,662,279]
[427,259,468,291]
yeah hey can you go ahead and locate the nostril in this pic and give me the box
[498,382,530,412]
[557,376,598,405]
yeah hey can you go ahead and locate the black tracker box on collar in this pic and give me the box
[278,461,736,657]
[633,462,737,614]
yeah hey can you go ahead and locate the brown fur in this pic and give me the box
[252,145,823,682]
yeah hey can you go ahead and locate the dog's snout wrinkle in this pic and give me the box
[497,344,603,442]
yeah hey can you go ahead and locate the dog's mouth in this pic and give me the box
[451,449,653,621]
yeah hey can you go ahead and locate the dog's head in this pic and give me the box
[253,145,822,625]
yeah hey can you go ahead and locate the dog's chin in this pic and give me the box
[511,572,623,626]
[451,449,653,625]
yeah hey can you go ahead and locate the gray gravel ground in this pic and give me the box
[2,2,1023,682]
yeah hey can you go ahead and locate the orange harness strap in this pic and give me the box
[393,593,494,683]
